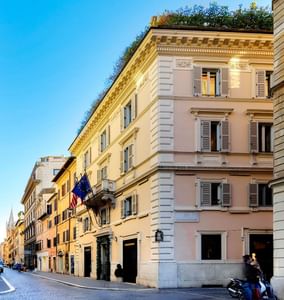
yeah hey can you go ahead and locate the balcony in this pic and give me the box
[84,179,116,213]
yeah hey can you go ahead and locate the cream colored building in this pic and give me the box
[21,156,66,269]
[271,1,284,298]
[69,27,273,287]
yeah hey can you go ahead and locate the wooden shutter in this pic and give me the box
[121,200,125,219]
[129,144,134,169]
[120,150,124,174]
[97,169,101,183]
[221,120,229,152]
[193,66,202,96]
[201,120,211,152]
[89,147,92,165]
[120,107,124,131]
[221,183,231,206]
[201,182,211,206]
[132,94,137,120]
[107,125,111,146]
[132,194,138,215]
[221,68,229,97]
[106,207,110,224]
[256,70,265,98]
[249,121,258,153]
[249,184,258,207]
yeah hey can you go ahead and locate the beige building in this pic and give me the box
[52,156,77,275]
[69,26,274,287]
[14,212,25,264]
[21,156,66,269]
[271,1,284,298]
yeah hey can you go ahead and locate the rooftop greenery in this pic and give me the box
[78,2,272,133]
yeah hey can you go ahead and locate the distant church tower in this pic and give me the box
[6,209,15,237]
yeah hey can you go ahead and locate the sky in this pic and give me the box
[0,0,271,242]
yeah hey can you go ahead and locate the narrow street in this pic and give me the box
[0,268,231,300]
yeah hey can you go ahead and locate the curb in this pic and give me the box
[30,273,156,292]
[0,275,16,294]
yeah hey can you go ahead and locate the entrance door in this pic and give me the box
[70,255,74,274]
[123,239,137,283]
[84,246,91,277]
[96,236,110,280]
[249,234,273,280]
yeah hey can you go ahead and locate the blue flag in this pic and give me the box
[72,174,92,201]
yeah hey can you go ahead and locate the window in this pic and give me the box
[200,182,231,207]
[73,226,76,240]
[121,95,137,130]
[201,234,222,260]
[83,217,90,232]
[121,195,138,218]
[249,183,272,207]
[200,120,229,152]
[256,70,273,98]
[97,166,107,183]
[202,68,221,96]
[48,220,52,229]
[57,234,60,245]
[194,66,228,97]
[83,148,92,170]
[54,215,60,225]
[54,198,58,211]
[249,122,273,153]
[47,204,52,215]
[61,183,66,197]
[53,169,60,176]
[121,144,134,173]
[62,209,67,221]
[100,127,110,152]
[53,237,57,247]
[100,207,110,225]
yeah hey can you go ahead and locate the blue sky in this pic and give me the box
[0,0,271,242]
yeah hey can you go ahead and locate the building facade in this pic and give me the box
[14,212,25,265]
[271,1,284,299]
[52,156,77,275]
[68,27,274,287]
[21,156,66,269]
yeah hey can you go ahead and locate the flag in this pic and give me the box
[71,174,92,206]
[70,193,78,209]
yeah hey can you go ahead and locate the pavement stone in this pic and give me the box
[30,271,154,291]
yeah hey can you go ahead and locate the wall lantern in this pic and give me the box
[155,229,164,242]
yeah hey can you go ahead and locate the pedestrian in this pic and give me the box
[242,255,261,300]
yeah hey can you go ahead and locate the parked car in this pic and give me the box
[12,263,23,271]
[0,262,4,274]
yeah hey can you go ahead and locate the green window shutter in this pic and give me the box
[221,183,231,207]
[107,125,111,146]
[249,121,258,153]
[201,182,211,206]
[256,70,265,98]
[201,120,211,152]
[249,184,258,207]
[221,120,229,152]
[193,66,202,96]
[221,68,229,97]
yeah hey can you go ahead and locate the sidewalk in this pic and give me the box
[30,271,154,291]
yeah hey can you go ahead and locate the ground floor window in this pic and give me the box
[201,234,222,260]
[197,231,227,260]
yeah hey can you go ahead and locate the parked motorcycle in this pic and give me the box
[227,277,278,300]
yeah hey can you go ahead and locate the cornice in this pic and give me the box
[69,28,273,155]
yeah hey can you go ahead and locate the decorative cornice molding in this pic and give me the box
[70,28,273,154]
